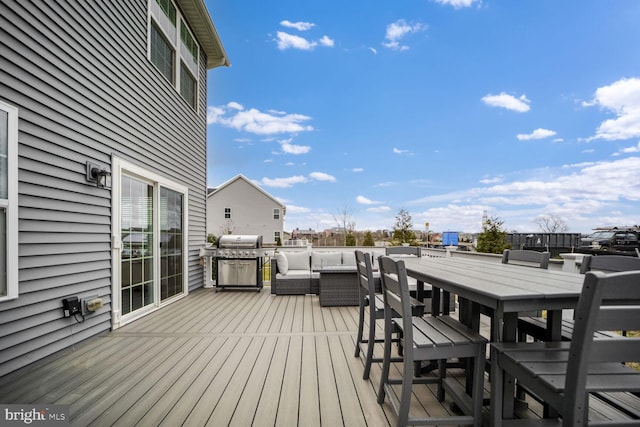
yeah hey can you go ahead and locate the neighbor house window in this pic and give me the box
[273,208,280,220]
[0,101,18,301]
[274,231,281,242]
[149,0,200,109]
[224,208,231,219]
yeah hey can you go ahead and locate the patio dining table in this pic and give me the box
[398,255,585,416]
[399,255,585,342]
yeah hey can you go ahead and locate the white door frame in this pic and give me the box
[111,156,189,329]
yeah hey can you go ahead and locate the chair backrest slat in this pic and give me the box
[579,254,640,274]
[502,249,550,269]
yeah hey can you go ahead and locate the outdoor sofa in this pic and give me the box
[271,250,383,296]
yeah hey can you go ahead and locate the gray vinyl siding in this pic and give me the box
[0,0,210,376]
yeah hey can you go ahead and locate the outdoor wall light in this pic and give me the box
[86,161,111,188]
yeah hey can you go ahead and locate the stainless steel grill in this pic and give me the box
[214,235,266,291]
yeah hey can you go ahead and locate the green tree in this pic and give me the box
[207,234,217,245]
[362,230,375,246]
[392,208,417,245]
[345,231,356,246]
[476,216,511,254]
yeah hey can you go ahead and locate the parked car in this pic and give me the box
[577,228,640,254]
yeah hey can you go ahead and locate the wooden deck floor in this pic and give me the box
[1,287,495,426]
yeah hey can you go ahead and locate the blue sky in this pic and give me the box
[205,0,640,234]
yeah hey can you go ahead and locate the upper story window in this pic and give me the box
[224,208,231,219]
[150,22,175,84]
[156,0,176,24]
[149,0,200,110]
[179,62,196,108]
[273,208,280,220]
[0,100,18,301]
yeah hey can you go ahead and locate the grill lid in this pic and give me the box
[217,234,263,249]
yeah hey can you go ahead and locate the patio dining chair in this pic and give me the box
[376,256,487,427]
[491,270,640,426]
[353,250,425,379]
[518,254,640,342]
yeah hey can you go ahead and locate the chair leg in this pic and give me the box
[354,296,366,358]
[397,350,413,427]
[490,348,504,427]
[437,359,446,401]
[472,346,485,427]
[363,309,377,379]
[377,316,393,404]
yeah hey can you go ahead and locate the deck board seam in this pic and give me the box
[111,331,356,337]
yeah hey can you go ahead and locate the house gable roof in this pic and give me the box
[177,0,230,69]
[208,174,286,213]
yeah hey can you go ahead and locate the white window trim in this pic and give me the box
[111,157,189,328]
[147,0,200,110]
[0,100,18,302]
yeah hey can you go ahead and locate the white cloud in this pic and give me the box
[433,0,481,8]
[383,19,427,51]
[276,31,317,50]
[587,77,640,140]
[368,47,378,55]
[260,176,308,188]
[407,157,640,232]
[280,139,311,155]
[616,141,640,155]
[207,103,313,135]
[352,168,364,173]
[319,35,335,47]
[367,206,392,213]
[356,195,381,205]
[274,27,335,51]
[286,205,311,213]
[280,20,315,31]
[517,128,557,141]
[482,92,531,112]
[393,147,413,155]
[481,157,640,205]
[416,204,488,232]
[309,172,336,182]
[479,176,503,184]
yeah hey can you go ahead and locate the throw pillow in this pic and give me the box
[311,251,342,270]
[286,251,309,271]
[341,251,356,267]
[276,252,288,275]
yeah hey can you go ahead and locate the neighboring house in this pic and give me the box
[207,174,286,245]
[0,0,228,377]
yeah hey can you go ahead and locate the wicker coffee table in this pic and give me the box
[319,266,358,306]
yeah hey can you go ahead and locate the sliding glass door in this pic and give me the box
[113,158,188,327]
[120,176,155,315]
